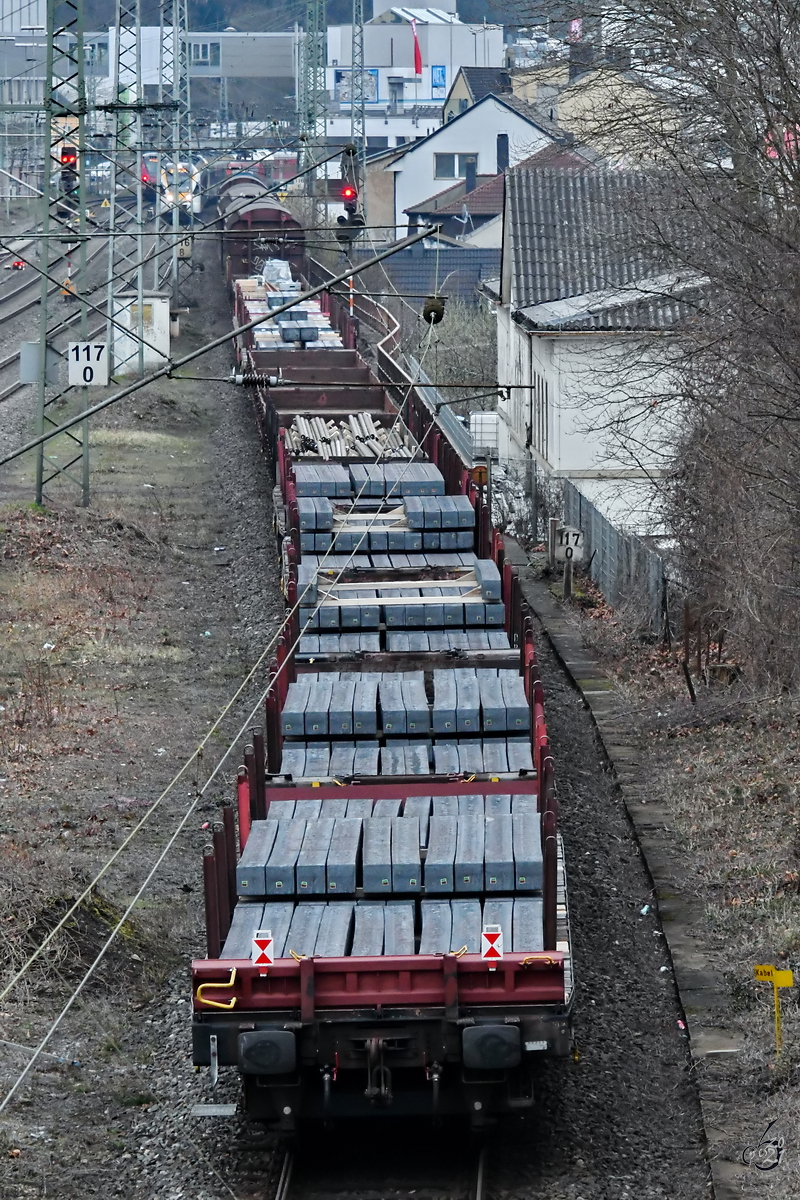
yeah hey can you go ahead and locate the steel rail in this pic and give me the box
[0,224,437,469]
[272,1148,294,1200]
[0,242,108,404]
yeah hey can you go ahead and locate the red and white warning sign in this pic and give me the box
[252,929,274,967]
[481,925,503,961]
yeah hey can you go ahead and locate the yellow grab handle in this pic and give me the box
[196,967,237,1009]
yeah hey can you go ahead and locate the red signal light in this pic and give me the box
[61,146,77,165]
[341,185,357,200]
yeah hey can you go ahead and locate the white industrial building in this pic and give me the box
[327,1,503,128]
[0,0,43,32]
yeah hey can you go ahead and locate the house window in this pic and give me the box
[434,152,478,179]
[459,98,469,112]
[532,367,549,461]
[191,42,220,67]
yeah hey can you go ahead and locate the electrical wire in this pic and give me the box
[0,331,442,1113]
[0,280,436,1010]
[0,225,435,469]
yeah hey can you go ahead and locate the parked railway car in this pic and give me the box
[191,262,573,1129]
[220,182,303,285]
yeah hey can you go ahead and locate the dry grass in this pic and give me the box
[564,590,800,1193]
[0,504,184,1000]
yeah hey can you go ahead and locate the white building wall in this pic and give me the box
[325,113,441,145]
[496,306,676,479]
[327,22,503,108]
[389,98,551,232]
[460,212,502,247]
[0,0,44,32]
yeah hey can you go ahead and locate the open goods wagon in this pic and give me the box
[219,180,304,286]
[191,263,573,1128]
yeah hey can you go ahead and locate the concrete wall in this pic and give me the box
[112,294,170,375]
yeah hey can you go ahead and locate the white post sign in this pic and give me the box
[481,925,503,961]
[68,342,108,386]
[252,929,274,969]
[554,525,584,563]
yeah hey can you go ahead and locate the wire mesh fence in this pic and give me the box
[562,479,665,633]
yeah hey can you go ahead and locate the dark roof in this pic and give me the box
[460,66,512,102]
[514,144,597,170]
[506,167,702,330]
[405,174,504,216]
[427,174,505,217]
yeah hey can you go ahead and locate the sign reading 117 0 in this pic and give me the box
[68,342,108,386]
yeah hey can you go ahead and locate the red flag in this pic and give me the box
[411,18,422,76]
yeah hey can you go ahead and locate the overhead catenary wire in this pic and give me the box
[0,224,438,470]
[0,288,437,1006]
[0,329,442,1112]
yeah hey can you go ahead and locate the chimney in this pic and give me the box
[568,42,595,81]
[464,155,477,194]
[496,132,509,173]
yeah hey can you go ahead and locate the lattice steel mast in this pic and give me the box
[105,0,146,377]
[300,0,327,228]
[351,0,366,196]
[35,0,91,504]
[159,0,192,303]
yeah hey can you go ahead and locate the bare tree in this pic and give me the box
[513,1,800,682]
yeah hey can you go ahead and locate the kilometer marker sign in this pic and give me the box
[481,925,503,960]
[253,930,273,968]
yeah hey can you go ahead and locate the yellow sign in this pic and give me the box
[754,965,794,1054]
[101,198,110,208]
[755,965,794,986]
[277,191,288,202]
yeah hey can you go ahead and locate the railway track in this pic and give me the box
[268,1131,488,1200]
[0,230,159,404]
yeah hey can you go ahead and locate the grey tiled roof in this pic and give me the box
[461,66,512,102]
[507,167,699,329]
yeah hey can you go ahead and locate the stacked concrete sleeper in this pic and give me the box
[278,669,533,778]
[225,794,543,959]
[239,459,547,960]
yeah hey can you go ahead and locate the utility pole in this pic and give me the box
[350,0,366,204]
[35,0,92,506]
[300,0,327,230]
[105,0,146,377]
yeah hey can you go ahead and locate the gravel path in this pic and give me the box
[487,629,709,1200]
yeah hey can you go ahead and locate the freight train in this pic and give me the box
[190,254,573,1130]
[218,176,304,284]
